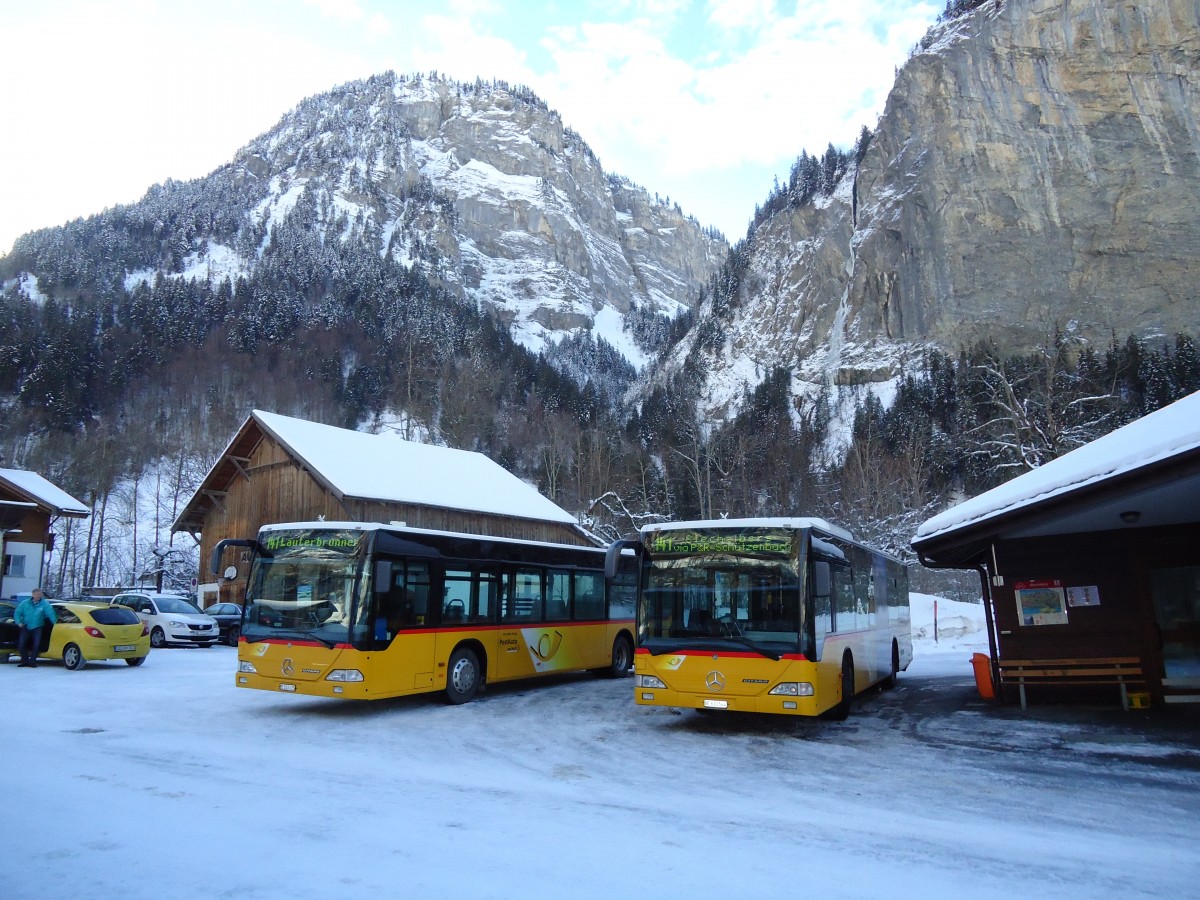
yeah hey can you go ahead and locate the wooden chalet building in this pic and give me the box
[173,410,599,606]
[1,469,89,598]
[913,390,1200,708]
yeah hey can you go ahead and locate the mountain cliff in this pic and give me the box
[668,0,1200,420]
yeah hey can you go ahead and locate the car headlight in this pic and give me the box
[768,682,814,696]
[168,620,186,627]
[635,674,667,689]
[326,669,364,682]
[238,661,258,674]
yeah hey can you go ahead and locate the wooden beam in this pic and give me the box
[202,489,228,512]
[227,456,252,482]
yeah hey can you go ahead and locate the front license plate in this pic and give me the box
[703,699,729,709]
[113,644,136,652]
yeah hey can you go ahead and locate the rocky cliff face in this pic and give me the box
[234,73,725,356]
[679,0,1200,415]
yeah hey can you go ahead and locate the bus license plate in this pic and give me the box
[703,699,729,709]
[279,684,297,692]
[114,645,135,652]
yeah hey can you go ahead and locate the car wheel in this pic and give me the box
[125,655,146,666]
[150,627,166,649]
[63,643,87,670]
[227,625,240,645]
[445,646,481,704]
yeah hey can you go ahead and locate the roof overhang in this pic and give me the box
[171,417,267,532]
[913,447,1200,569]
[1,500,38,531]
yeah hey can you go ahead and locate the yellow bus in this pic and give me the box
[212,522,636,702]
[607,518,912,719]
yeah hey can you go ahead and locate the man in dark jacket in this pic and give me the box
[15,588,57,667]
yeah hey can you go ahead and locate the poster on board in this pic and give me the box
[1014,579,1068,626]
[1066,585,1101,607]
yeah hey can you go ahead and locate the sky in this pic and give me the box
[6,594,1200,899]
[0,0,942,253]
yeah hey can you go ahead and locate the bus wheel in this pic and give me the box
[607,635,633,678]
[445,647,481,704]
[828,655,854,721]
[884,641,899,690]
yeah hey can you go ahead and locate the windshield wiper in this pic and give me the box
[247,629,336,648]
[645,636,781,661]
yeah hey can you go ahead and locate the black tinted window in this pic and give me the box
[92,607,140,625]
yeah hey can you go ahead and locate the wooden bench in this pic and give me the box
[997,657,1145,711]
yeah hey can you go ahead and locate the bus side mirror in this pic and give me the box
[814,561,831,598]
[374,560,392,592]
[605,540,641,580]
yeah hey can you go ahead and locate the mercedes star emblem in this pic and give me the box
[281,658,295,677]
[706,670,726,692]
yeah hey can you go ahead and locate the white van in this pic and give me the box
[110,592,220,648]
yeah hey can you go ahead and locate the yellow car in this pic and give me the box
[0,599,151,669]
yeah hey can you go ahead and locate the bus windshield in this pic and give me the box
[640,556,803,657]
[242,529,370,647]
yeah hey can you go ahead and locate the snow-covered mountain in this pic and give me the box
[118,71,725,365]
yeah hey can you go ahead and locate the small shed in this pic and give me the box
[912,390,1200,707]
[172,410,599,605]
[0,469,89,598]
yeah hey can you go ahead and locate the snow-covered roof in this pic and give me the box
[915,390,1200,544]
[0,469,89,516]
[252,411,577,525]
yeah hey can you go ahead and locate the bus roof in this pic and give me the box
[258,521,608,556]
[641,517,855,542]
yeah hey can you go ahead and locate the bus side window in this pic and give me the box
[475,572,498,623]
[513,569,543,621]
[574,572,604,620]
[547,570,570,621]
[443,570,471,624]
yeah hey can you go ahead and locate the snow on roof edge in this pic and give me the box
[914,390,1200,546]
[0,469,89,515]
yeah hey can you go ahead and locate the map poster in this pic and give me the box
[1066,585,1101,607]
[1014,579,1069,626]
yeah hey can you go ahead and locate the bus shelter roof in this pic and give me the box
[913,389,1200,569]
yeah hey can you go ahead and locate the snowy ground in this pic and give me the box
[5,595,1199,899]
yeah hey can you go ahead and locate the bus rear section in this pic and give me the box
[626,518,912,718]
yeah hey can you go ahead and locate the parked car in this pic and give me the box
[205,602,244,645]
[109,592,220,648]
[0,599,150,669]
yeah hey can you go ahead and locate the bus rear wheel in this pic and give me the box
[607,635,633,678]
[445,647,481,704]
[884,640,899,690]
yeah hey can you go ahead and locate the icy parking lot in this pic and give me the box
[4,630,1199,899]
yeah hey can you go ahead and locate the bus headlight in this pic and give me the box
[326,669,364,683]
[238,661,258,674]
[636,674,667,689]
[768,682,814,697]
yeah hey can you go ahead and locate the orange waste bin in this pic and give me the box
[971,652,995,700]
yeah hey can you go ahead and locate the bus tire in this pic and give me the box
[828,654,854,721]
[884,640,899,690]
[445,646,481,704]
[607,634,633,678]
